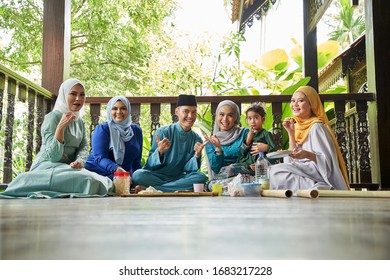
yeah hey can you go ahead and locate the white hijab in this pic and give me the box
[107,96,134,165]
[52,78,86,119]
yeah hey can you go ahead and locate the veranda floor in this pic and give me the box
[0,195,389,260]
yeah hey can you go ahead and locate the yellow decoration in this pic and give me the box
[318,40,340,58]
[259,49,289,70]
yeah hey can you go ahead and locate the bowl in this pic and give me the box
[239,182,262,196]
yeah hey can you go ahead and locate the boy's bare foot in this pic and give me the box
[135,185,147,193]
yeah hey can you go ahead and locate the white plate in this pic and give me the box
[267,150,293,159]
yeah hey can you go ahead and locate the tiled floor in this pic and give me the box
[1,196,390,260]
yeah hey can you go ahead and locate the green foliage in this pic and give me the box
[141,135,151,166]
[323,0,365,49]
[0,0,43,73]
[0,0,177,96]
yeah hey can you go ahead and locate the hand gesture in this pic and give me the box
[204,134,222,154]
[282,117,295,134]
[204,134,221,148]
[58,112,76,129]
[246,127,255,145]
[250,142,268,155]
[70,160,83,169]
[289,147,316,162]
[116,166,126,172]
[194,140,209,158]
[55,112,77,143]
[156,134,171,156]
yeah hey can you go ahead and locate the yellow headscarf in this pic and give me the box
[293,86,350,189]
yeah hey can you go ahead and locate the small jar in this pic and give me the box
[113,171,131,195]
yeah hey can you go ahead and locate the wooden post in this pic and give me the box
[302,0,319,91]
[365,0,390,188]
[42,0,71,95]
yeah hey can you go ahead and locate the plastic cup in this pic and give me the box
[211,183,223,196]
[193,183,204,193]
[259,179,270,190]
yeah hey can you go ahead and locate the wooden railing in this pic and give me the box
[0,65,55,188]
[0,64,377,189]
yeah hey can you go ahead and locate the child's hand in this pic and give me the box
[250,142,268,155]
[245,128,255,145]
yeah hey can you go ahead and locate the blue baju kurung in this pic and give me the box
[205,128,248,174]
[85,122,143,180]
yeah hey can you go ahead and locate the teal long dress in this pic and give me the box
[132,122,206,192]
[0,110,113,198]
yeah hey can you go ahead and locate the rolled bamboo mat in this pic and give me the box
[297,189,319,199]
[121,192,218,197]
[318,190,390,198]
[261,189,293,198]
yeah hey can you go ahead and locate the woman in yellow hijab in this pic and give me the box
[269,86,350,193]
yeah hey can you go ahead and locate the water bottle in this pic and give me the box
[255,152,270,190]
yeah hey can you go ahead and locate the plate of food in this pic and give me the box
[267,150,293,159]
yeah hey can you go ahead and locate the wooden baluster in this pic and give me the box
[236,102,242,115]
[344,112,355,183]
[356,100,372,183]
[26,89,36,171]
[271,102,283,150]
[350,113,358,183]
[171,103,178,123]
[211,102,219,133]
[35,95,44,155]
[3,78,16,183]
[17,84,30,171]
[131,103,140,126]
[18,84,27,101]
[0,73,5,132]
[334,101,349,179]
[150,103,161,141]
[89,103,101,149]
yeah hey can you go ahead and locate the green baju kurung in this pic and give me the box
[1,110,113,198]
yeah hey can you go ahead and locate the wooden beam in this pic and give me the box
[86,93,376,105]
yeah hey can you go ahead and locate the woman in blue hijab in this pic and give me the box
[85,96,143,181]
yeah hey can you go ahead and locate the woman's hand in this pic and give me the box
[55,112,77,143]
[204,135,221,149]
[204,135,222,155]
[116,166,126,172]
[58,112,76,129]
[290,148,317,163]
[283,118,297,150]
[283,117,295,133]
[70,160,83,169]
